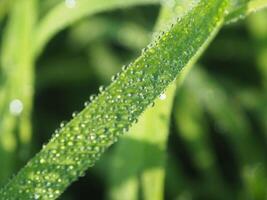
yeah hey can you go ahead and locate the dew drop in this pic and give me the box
[122,65,128,71]
[99,86,105,93]
[84,101,90,107]
[142,47,147,54]
[34,194,40,200]
[68,165,74,170]
[67,141,73,146]
[65,0,76,8]
[60,121,67,128]
[159,93,167,100]
[9,99,23,116]
[111,75,117,81]
[72,111,79,118]
[89,95,96,102]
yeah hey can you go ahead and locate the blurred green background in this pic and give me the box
[1,1,267,199]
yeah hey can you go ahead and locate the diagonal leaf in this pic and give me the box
[0,0,229,199]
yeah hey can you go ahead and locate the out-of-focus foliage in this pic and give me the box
[0,0,36,185]
[0,0,267,199]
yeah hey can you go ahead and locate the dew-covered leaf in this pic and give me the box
[0,0,229,199]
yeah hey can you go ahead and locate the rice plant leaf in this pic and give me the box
[34,0,159,55]
[0,0,229,199]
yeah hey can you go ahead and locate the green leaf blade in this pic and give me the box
[0,0,37,185]
[0,0,229,199]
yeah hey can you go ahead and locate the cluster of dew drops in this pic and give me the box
[12,56,169,200]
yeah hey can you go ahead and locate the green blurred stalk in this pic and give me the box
[0,0,14,21]
[0,0,36,185]
[174,85,236,199]
[185,67,267,199]
[107,5,178,198]
[247,11,267,88]
[34,0,159,55]
[108,1,226,199]
[108,82,176,200]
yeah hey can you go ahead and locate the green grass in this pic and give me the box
[0,0,267,199]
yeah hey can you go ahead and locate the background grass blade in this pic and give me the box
[226,0,267,23]
[34,0,267,57]
[0,0,14,21]
[184,67,267,199]
[107,1,212,199]
[173,83,237,199]
[108,82,176,200]
[34,0,159,55]
[0,0,36,185]
[0,0,229,199]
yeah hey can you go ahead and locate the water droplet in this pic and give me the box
[142,47,147,54]
[89,95,96,102]
[67,141,73,146]
[9,99,23,116]
[68,165,74,170]
[122,65,128,71]
[99,86,105,93]
[83,100,90,107]
[60,121,67,128]
[72,111,79,118]
[34,194,40,200]
[159,93,166,100]
[111,75,117,81]
[65,0,76,8]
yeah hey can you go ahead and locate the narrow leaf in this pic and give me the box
[0,0,228,199]
[0,0,36,185]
